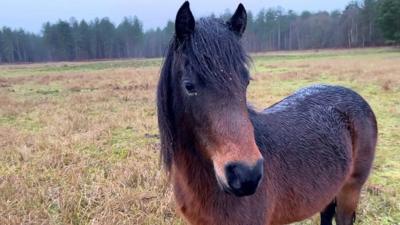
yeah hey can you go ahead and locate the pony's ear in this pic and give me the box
[227,3,247,37]
[175,1,195,42]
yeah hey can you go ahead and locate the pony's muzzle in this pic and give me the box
[224,159,264,197]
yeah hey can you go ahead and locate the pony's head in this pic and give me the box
[157,1,263,197]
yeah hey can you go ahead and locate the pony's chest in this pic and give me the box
[172,174,269,225]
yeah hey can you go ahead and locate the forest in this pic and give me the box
[0,0,399,63]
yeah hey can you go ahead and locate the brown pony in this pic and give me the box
[157,2,377,225]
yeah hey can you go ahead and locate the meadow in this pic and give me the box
[0,48,399,225]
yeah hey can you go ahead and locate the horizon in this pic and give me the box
[1,0,351,34]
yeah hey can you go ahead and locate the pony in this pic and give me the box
[157,2,377,225]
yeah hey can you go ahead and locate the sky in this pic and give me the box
[0,0,351,34]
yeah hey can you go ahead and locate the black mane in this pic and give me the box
[157,17,250,170]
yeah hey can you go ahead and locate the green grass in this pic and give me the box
[0,58,162,78]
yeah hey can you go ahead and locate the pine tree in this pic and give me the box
[378,0,400,43]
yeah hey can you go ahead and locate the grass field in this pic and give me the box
[0,48,399,225]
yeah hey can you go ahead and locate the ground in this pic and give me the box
[0,48,399,225]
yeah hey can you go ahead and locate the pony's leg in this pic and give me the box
[335,116,376,225]
[320,199,336,225]
[334,178,362,225]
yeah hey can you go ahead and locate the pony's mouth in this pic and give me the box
[216,177,234,195]
[223,186,235,195]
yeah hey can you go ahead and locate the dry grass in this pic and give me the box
[0,48,399,225]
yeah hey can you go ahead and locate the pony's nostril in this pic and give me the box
[230,177,242,189]
[225,164,242,189]
[224,160,264,197]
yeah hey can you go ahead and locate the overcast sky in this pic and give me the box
[1,0,351,34]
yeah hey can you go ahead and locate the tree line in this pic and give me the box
[0,0,399,63]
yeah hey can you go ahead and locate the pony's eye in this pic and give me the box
[183,81,197,96]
